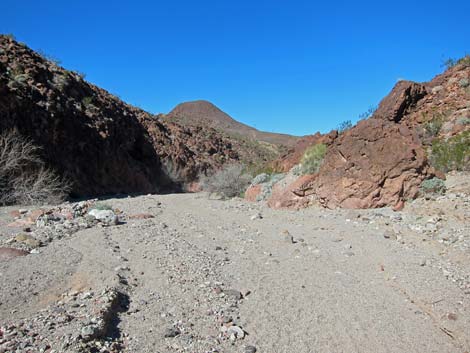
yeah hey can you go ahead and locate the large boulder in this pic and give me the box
[307,119,435,209]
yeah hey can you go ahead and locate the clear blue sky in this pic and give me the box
[1,1,469,135]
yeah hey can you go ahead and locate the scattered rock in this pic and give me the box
[88,209,119,226]
[14,233,41,248]
[244,345,257,353]
[226,325,245,339]
[164,327,181,338]
[223,289,243,301]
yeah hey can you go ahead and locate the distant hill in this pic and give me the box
[165,100,301,147]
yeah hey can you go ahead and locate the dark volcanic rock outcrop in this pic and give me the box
[0,35,239,197]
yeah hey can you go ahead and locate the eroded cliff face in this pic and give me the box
[0,35,239,197]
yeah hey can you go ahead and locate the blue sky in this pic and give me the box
[1,1,469,135]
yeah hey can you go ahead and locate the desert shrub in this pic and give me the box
[429,131,470,172]
[290,164,302,176]
[300,143,327,175]
[358,106,377,120]
[200,164,252,198]
[0,130,69,205]
[90,203,113,211]
[442,58,458,69]
[37,50,62,66]
[420,178,446,196]
[82,96,94,107]
[442,55,470,69]
[251,173,270,185]
[337,120,353,133]
[424,113,444,138]
[459,78,470,88]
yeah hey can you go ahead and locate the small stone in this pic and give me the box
[244,346,257,353]
[447,313,458,321]
[14,234,41,248]
[383,231,397,240]
[81,325,97,340]
[88,209,118,225]
[164,327,181,338]
[227,325,245,339]
[250,213,262,220]
[224,289,243,300]
[282,230,294,244]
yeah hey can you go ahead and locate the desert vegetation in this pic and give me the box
[199,164,252,198]
[0,130,69,205]
[442,55,470,69]
[429,131,470,172]
[337,120,353,133]
[300,143,327,175]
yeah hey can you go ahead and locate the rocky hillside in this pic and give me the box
[250,61,470,209]
[0,35,240,197]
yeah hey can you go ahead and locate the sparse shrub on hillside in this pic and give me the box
[429,131,470,172]
[337,120,353,134]
[459,78,470,88]
[199,164,252,198]
[0,130,69,205]
[423,113,444,138]
[442,55,470,69]
[442,58,458,69]
[82,96,94,108]
[37,50,62,66]
[420,178,446,196]
[358,106,377,121]
[300,143,327,175]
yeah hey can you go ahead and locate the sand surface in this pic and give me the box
[1,173,469,352]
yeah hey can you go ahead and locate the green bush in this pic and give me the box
[300,144,327,175]
[429,131,470,172]
[420,178,446,196]
[424,113,444,138]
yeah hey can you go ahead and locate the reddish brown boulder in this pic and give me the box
[0,247,29,262]
[374,81,427,122]
[267,175,317,209]
[310,119,435,209]
[244,184,263,202]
